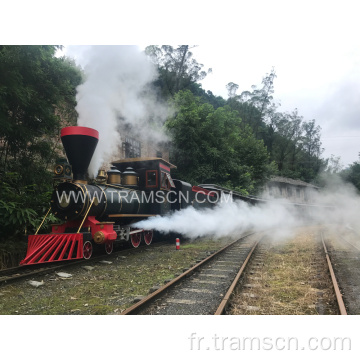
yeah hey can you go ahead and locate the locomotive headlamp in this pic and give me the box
[59,196,70,208]
[53,158,72,181]
[54,165,64,175]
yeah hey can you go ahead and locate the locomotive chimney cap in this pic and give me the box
[61,126,99,139]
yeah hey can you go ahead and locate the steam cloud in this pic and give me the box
[75,46,170,177]
[135,176,360,240]
[136,199,300,240]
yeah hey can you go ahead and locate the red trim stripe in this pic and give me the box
[159,163,170,172]
[61,126,99,139]
[192,186,215,197]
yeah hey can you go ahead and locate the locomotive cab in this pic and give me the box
[112,157,176,216]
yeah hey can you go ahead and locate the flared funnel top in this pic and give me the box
[61,126,99,181]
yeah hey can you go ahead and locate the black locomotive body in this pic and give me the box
[20,126,219,265]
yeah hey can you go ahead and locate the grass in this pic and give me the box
[0,237,231,315]
[229,228,338,315]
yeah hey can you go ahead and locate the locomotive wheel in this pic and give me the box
[105,241,113,255]
[144,230,153,246]
[83,241,93,259]
[130,232,141,248]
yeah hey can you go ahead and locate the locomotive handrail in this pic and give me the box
[35,207,52,235]
[77,197,95,233]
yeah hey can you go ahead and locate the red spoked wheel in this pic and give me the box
[130,231,142,248]
[105,241,113,255]
[83,241,93,260]
[144,230,153,246]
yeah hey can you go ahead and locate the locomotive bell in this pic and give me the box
[107,166,121,185]
[122,167,138,187]
[96,169,107,184]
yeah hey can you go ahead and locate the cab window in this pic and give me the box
[146,170,158,187]
[160,171,170,190]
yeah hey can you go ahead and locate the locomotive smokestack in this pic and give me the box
[60,126,99,183]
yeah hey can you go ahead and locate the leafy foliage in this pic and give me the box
[145,45,212,97]
[0,46,82,266]
[0,45,82,182]
[166,90,272,194]
[0,172,57,239]
[340,155,360,191]
[226,69,327,183]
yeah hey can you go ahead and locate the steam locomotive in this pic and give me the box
[20,126,225,265]
[20,126,329,266]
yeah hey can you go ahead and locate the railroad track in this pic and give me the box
[121,232,262,315]
[0,261,84,286]
[339,235,360,252]
[320,231,347,315]
[120,228,349,315]
[0,241,166,286]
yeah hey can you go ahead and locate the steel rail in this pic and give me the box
[320,231,347,315]
[214,239,260,315]
[120,232,255,315]
[339,236,360,252]
[0,261,85,285]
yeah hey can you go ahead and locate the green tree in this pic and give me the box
[226,70,325,183]
[299,119,325,181]
[166,90,271,194]
[271,109,303,172]
[0,45,82,266]
[340,155,360,191]
[0,45,82,184]
[227,68,277,138]
[145,45,212,97]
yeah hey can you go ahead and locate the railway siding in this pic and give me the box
[324,228,360,314]
[228,228,339,315]
[131,233,262,315]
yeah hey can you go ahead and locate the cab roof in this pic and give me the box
[112,157,177,171]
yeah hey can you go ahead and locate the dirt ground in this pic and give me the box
[0,237,233,315]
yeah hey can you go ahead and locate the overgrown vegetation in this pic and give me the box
[229,229,338,315]
[0,45,82,267]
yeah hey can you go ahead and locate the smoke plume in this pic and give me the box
[75,46,170,177]
[135,175,360,241]
[136,199,300,240]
